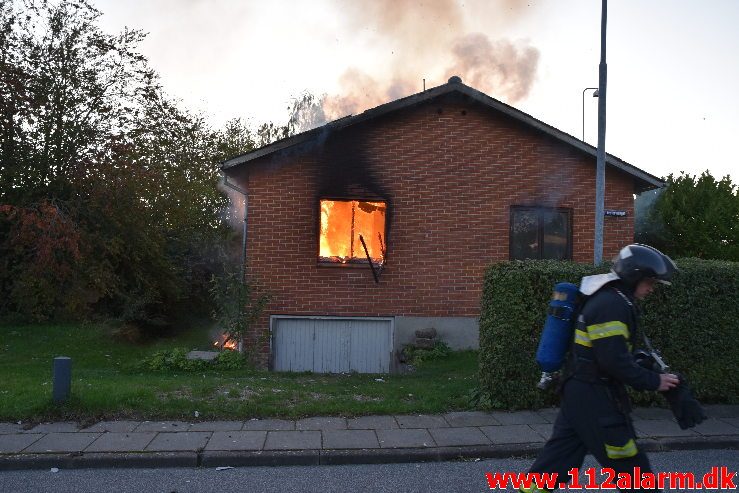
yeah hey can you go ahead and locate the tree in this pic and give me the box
[637,171,738,261]
[0,0,314,327]
[285,92,327,134]
[0,0,233,325]
[250,92,325,148]
[0,0,154,204]
[212,118,256,164]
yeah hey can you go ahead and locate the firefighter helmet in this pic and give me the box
[613,244,677,286]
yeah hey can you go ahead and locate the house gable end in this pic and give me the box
[222,80,662,192]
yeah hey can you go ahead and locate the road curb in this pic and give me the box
[648,436,739,452]
[0,437,736,471]
[200,450,320,467]
[317,443,543,466]
[0,452,198,471]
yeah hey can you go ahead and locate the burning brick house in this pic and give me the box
[221,76,662,373]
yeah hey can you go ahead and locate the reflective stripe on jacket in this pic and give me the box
[571,283,660,392]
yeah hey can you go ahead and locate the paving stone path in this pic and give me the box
[1,405,737,470]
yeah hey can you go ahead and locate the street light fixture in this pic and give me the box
[582,87,599,141]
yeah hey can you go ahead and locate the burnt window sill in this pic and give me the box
[317,259,383,269]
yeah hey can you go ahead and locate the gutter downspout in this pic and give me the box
[221,173,248,283]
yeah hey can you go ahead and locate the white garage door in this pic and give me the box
[271,316,394,373]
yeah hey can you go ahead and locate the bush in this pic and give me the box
[214,349,250,370]
[478,259,739,410]
[138,347,250,372]
[634,258,739,405]
[404,341,452,365]
[209,269,271,358]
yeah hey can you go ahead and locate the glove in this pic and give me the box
[662,373,707,430]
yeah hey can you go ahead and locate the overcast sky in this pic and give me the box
[95,0,738,183]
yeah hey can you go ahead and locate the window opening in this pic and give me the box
[319,199,387,266]
[510,206,572,260]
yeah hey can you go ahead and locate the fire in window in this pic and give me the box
[319,199,386,265]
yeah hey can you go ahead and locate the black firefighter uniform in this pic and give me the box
[521,282,662,493]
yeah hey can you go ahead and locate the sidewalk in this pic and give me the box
[1,405,737,471]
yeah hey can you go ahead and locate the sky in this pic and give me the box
[95,0,739,183]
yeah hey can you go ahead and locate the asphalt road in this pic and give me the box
[1,449,736,493]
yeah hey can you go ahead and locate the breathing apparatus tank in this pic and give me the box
[535,282,580,390]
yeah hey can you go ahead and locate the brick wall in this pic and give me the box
[236,98,636,366]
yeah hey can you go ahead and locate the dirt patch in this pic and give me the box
[353,394,382,402]
[309,392,335,400]
[156,388,193,400]
[239,387,260,399]
[210,385,261,400]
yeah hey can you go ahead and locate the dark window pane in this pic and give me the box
[541,211,569,260]
[511,209,539,260]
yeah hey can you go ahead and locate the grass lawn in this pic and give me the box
[0,323,479,423]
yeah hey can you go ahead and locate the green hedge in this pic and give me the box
[478,259,739,410]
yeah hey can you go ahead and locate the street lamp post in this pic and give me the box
[594,0,608,265]
[582,87,599,141]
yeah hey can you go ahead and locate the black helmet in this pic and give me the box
[612,244,677,286]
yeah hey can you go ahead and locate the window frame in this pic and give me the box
[316,197,388,268]
[508,206,573,260]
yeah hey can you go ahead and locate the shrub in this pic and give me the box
[209,269,271,357]
[634,258,739,405]
[137,347,250,372]
[214,349,249,370]
[478,259,739,410]
[404,341,452,365]
[139,348,209,372]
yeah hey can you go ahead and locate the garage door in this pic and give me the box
[271,316,394,373]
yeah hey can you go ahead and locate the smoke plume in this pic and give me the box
[218,179,246,231]
[315,0,540,123]
[447,33,539,103]
[321,70,416,122]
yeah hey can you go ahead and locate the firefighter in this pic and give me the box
[520,244,680,493]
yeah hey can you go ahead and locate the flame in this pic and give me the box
[319,200,386,263]
[213,332,238,351]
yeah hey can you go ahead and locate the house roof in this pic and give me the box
[222,76,664,191]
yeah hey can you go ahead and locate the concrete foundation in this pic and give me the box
[394,316,479,351]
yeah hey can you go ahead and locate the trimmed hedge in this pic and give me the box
[478,259,739,410]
